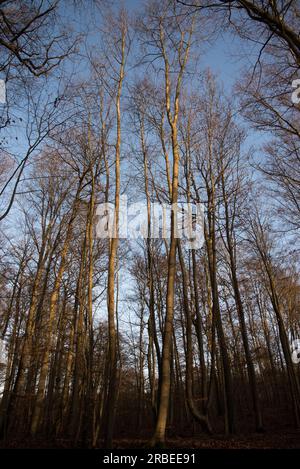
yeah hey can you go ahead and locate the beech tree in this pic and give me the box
[0,0,299,450]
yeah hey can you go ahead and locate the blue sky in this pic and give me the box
[0,0,276,330]
[1,0,269,235]
[1,0,269,226]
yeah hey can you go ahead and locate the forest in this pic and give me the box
[0,0,299,450]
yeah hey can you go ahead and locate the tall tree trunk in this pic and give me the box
[104,23,126,448]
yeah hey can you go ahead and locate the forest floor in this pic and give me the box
[109,431,300,449]
[1,430,299,449]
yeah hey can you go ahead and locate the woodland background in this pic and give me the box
[0,0,299,448]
